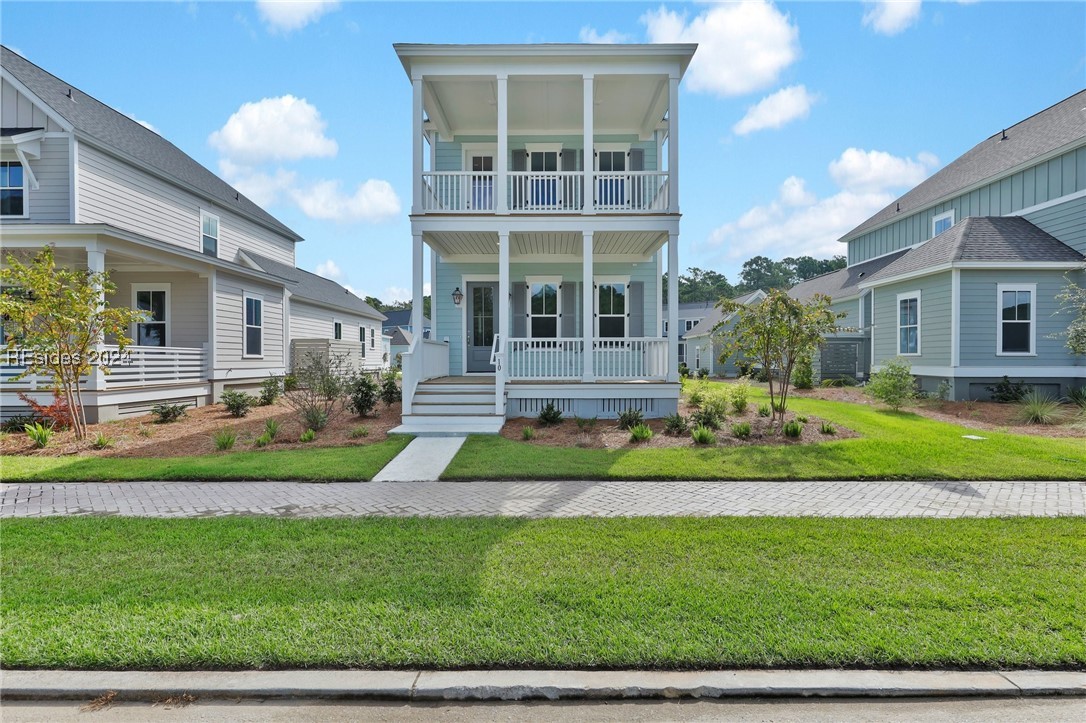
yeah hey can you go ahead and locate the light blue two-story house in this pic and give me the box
[791,90,1085,398]
[393,43,696,433]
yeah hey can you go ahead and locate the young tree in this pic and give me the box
[1054,277,1086,356]
[0,246,144,440]
[715,289,843,430]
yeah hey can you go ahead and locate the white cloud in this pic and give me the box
[732,85,818,136]
[218,160,297,208]
[862,1,922,36]
[706,148,938,262]
[579,26,630,44]
[383,286,411,304]
[256,0,339,34]
[123,112,158,134]
[209,95,338,165]
[828,148,939,193]
[291,179,401,223]
[641,1,799,97]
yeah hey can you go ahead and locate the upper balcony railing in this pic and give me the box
[419,171,669,214]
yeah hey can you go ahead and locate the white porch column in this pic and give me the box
[496,74,509,214]
[86,248,107,391]
[581,231,595,381]
[582,74,594,214]
[496,230,510,414]
[667,231,680,382]
[411,76,424,214]
[668,75,680,214]
[656,249,664,336]
[429,247,438,340]
[411,233,424,338]
[206,269,217,385]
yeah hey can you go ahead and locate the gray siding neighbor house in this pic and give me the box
[0,46,378,420]
[683,290,766,377]
[795,89,1086,398]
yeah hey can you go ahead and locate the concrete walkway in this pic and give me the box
[3,669,1083,702]
[372,436,467,482]
[2,480,1084,518]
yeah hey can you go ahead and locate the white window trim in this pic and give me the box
[896,290,921,356]
[525,143,563,154]
[243,292,264,359]
[131,283,171,347]
[200,209,220,257]
[996,283,1037,357]
[593,143,631,171]
[525,275,562,339]
[333,319,343,341]
[594,275,630,339]
[1,159,29,219]
[460,143,496,172]
[932,210,955,237]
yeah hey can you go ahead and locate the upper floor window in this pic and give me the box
[527,278,561,339]
[997,284,1035,355]
[1,161,26,217]
[359,326,367,356]
[596,280,627,339]
[897,291,921,355]
[201,211,219,257]
[932,210,954,237]
[244,293,263,358]
[685,318,701,332]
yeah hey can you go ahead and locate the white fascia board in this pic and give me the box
[290,296,385,323]
[859,263,954,289]
[1009,187,1086,217]
[410,215,680,235]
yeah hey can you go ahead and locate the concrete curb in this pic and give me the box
[2,669,1084,702]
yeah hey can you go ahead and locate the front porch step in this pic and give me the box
[411,403,497,415]
[416,383,496,394]
[414,391,496,404]
[390,414,505,437]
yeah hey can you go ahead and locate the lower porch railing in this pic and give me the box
[506,337,669,381]
[1,345,208,391]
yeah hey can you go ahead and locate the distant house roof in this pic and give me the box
[840,90,1086,243]
[381,309,431,328]
[788,250,910,302]
[684,290,765,338]
[0,45,302,243]
[242,252,386,322]
[863,216,1084,286]
[388,327,414,347]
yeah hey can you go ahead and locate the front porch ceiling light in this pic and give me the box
[451,287,464,307]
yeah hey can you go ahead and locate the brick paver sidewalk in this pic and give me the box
[2,480,1083,518]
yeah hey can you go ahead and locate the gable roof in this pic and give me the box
[864,216,1084,286]
[242,252,386,321]
[788,250,910,302]
[840,89,1086,243]
[381,308,430,328]
[0,46,302,242]
[684,290,765,338]
[388,327,414,347]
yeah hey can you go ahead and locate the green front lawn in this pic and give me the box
[444,388,1086,480]
[4,516,1083,670]
[0,437,410,482]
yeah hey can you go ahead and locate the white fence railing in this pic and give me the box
[418,171,669,214]
[593,338,668,380]
[505,337,669,381]
[420,171,496,212]
[507,338,584,380]
[1,345,208,391]
[594,172,669,212]
[421,338,450,380]
[508,172,583,212]
[401,337,449,415]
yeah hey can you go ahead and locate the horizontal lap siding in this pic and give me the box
[215,273,285,369]
[872,273,952,366]
[1024,195,1086,255]
[20,136,70,222]
[108,271,208,348]
[289,300,384,369]
[959,269,1082,367]
[76,143,295,264]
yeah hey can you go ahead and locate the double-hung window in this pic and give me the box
[997,284,1035,355]
[596,280,627,339]
[201,211,219,257]
[333,321,343,340]
[244,293,263,358]
[527,278,561,339]
[359,326,367,357]
[133,284,170,347]
[897,291,921,355]
[1,161,26,217]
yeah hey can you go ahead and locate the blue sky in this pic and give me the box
[3,1,1083,301]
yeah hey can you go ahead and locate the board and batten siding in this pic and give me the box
[1023,193,1086,255]
[848,146,1086,265]
[959,269,1083,368]
[0,77,66,132]
[872,272,953,367]
[435,255,661,376]
[107,271,208,349]
[288,299,385,369]
[435,134,658,172]
[76,142,295,264]
[214,273,285,371]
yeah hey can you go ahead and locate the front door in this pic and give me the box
[466,281,498,373]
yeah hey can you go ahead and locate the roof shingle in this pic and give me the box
[788,251,910,302]
[243,252,386,321]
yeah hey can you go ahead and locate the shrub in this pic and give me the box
[303,407,329,431]
[986,375,1032,403]
[617,407,645,430]
[678,362,690,378]
[796,415,808,424]
[772,400,786,414]
[16,391,72,431]
[283,375,299,392]
[691,425,716,445]
[259,376,282,406]
[687,386,706,407]
[697,368,709,379]
[537,402,563,426]
[213,427,236,451]
[137,424,153,438]
[820,421,836,435]
[349,425,370,439]
[522,426,535,441]
[702,391,730,422]
[380,370,402,407]
[735,360,753,378]
[263,418,280,440]
[220,390,256,418]
[1066,386,1086,408]
[690,406,723,430]
[867,358,916,411]
[840,375,860,387]
[24,421,53,448]
[150,402,188,424]
[793,354,813,390]
[936,379,952,402]
[819,378,844,388]
[757,404,771,418]
[574,416,597,432]
[299,429,316,443]
[92,432,113,450]
[729,378,751,414]
[783,420,803,438]
[253,432,272,448]
[2,414,42,433]
[754,367,771,383]
[629,423,653,443]
[1016,392,1064,425]
[731,421,751,439]
[663,413,689,435]
[348,373,380,417]
[284,351,351,431]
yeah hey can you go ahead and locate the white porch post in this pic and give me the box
[581,231,595,381]
[411,233,424,340]
[411,76,424,214]
[668,75,680,214]
[656,249,664,336]
[496,230,510,414]
[582,74,594,213]
[206,269,217,389]
[496,73,509,214]
[429,246,438,340]
[667,231,680,382]
[86,247,107,391]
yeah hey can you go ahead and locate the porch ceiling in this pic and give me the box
[426,230,665,259]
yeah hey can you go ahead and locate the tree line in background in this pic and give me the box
[364,295,431,320]
[663,255,847,304]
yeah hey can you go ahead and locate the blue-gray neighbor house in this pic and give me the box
[790,90,1085,399]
